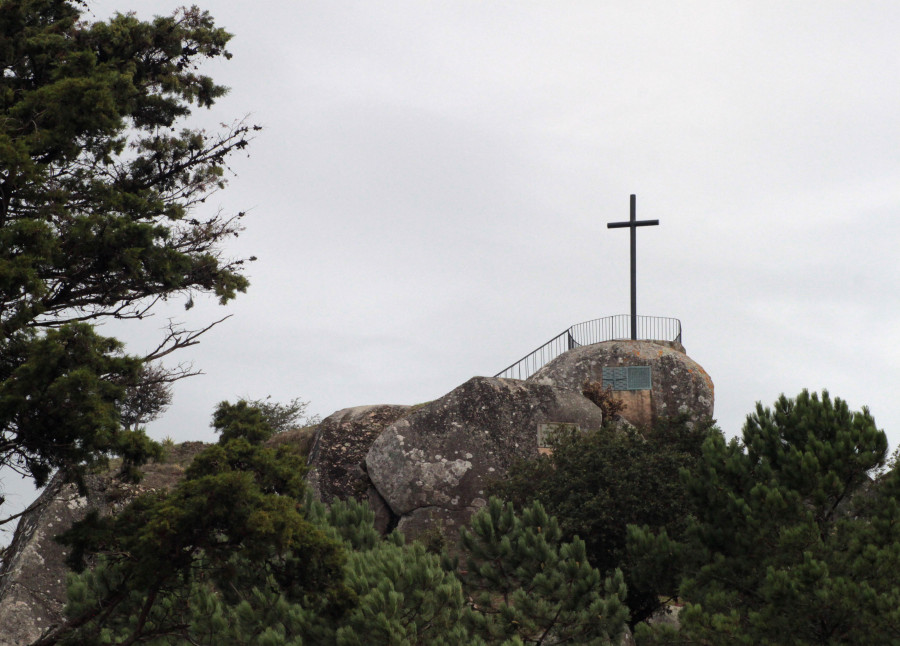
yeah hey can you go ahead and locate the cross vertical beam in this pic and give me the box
[607,194,659,340]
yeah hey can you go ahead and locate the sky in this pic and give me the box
[4,1,900,529]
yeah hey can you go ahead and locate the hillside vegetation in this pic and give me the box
[3,2,898,643]
[31,389,896,645]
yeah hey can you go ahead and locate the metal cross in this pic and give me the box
[607,194,659,340]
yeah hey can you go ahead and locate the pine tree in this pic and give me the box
[492,414,714,624]
[334,538,473,646]
[456,497,629,645]
[633,390,896,645]
[57,431,472,645]
[50,401,346,646]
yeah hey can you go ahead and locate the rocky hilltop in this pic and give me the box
[0,340,712,643]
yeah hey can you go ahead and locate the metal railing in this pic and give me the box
[494,315,681,380]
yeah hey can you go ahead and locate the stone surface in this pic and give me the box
[0,477,90,646]
[0,350,711,641]
[306,405,411,503]
[395,505,484,544]
[528,340,714,426]
[0,443,207,646]
[365,376,604,538]
[305,404,412,533]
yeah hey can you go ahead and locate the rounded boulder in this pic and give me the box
[528,340,714,427]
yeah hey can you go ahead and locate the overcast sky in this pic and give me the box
[4,1,900,525]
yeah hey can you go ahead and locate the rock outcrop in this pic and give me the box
[528,340,714,427]
[0,443,207,646]
[0,340,715,641]
[365,376,604,539]
[306,404,411,532]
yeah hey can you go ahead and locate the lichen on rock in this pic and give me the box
[528,340,714,427]
[305,404,411,532]
[365,376,604,540]
[0,443,207,646]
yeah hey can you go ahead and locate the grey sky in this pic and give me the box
[3,1,900,525]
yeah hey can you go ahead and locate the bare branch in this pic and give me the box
[143,315,232,363]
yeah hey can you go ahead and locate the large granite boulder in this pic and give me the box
[305,404,411,533]
[0,442,207,646]
[365,376,604,539]
[306,405,411,502]
[0,477,92,646]
[528,340,714,427]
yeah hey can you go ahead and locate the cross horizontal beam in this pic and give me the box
[607,219,659,229]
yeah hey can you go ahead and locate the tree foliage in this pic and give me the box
[454,497,629,645]
[0,0,251,328]
[633,390,897,645]
[50,390,900,644]
[52,408,629,645]
[492,414,715,626]
[0,0,255,517]
[51,400,346,646]
[241,396,321,434]
[0,323,159,491]
[334,535,471,645]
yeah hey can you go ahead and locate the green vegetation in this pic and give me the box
[50,399,627,645]
[52,400,346,646]
[491,413,714,626]
[5,2,900,645]
[240,395,322,434]
[492,390,900,645]
[453,497,628,644]
[0,0,254,524]
[53,390,896,645]
[633,390,897,645]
